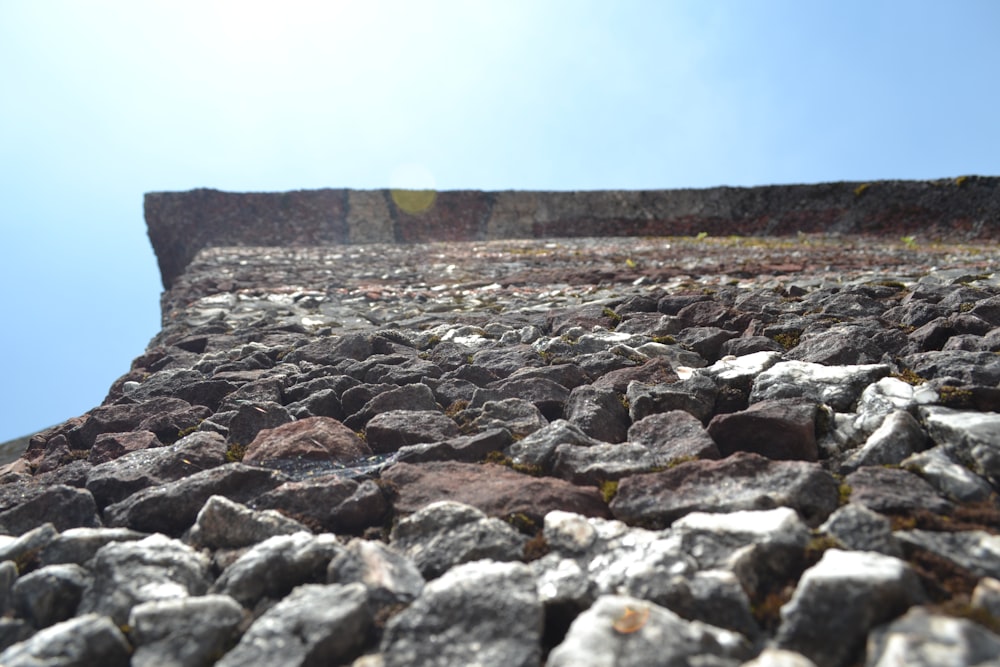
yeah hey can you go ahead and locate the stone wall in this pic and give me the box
[146,176,1000,288]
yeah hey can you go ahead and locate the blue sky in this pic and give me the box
[1,0,998,443]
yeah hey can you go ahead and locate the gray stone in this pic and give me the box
[253,476,388,534]
[627,410,721,461]
[507,419,606,472]
[394,428,512,463]
[864,606,1000,667]
[742,649,819,667]
[611,452,839,528]
[78,534,211,625]
[212,531,344,607]
[85,430,228,508]
[551,441,670,484]
[283,332,373,365]
[129,594,246,667]
[345,382,441,429]
[381,560,542,667]
[470,398,548,437]
[627,373,718,423]
[226,401,292,447]
[11,563,90,628]
[920,406,1000,486]
[0,485,100,535]
[0,560,17,615]
[564,385,630,443]
[103,463,288,536]
[0,618,32,654]
[842,409,928,471]
[0,613,130,667]
[390,501,526,579]
[364,409,460,453]
[819,504,901,558]
[845,465,953,517]
[327,538,424,606]
[750,360,891,412]
[901,446,995,503]
[0,524,58,568]
[895,529,1000,579]
[903,350,1000,385]
[547,594,752,667]
[218,582,371,667]
[775,549,925,667]
[38,527,147,566]
[787,322,904,365]
[473,376,570,421]
[187,494,308,549]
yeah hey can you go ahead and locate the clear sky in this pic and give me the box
[1,0,998,443]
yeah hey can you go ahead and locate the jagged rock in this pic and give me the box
[563,385,630,443]
[327,538,424,606]
[610,452,839,528]
[750,360,890,412]
[217,583,372,667]
[129,594,246,667]
[470,344,545,378]
[627,373,718,423]
[707,398,819,461]
[380,560,542,667]
[77,534,211,625]
[472,376,570,421]
[841,410,927,471]
[775,549,925,667]
[212,532,344,607]
[389,501,526,579]
[508,362,591,390]
[395,428,512,463]
[11,563,90,628]
[344,382,440,429]
[677,326,739,362]
[283,333,373,365]
[591,356,678,393]
[382,461,611,525]
[721,335,785,356]
[864,606,1000,667]
[551,441,670,485]
[225,401,292,446]
[0,484,99,535]
[85,430,228,508]
[252,476,387,534]
[88,430,161,464]
[547,594,752,667]
[0,524,58,567]
[0,613,131,667]
[853,376,938,434]
[38,527,147,566]
[627,410,721,461]
[818,504,901,558]
[68,396,198,450]
[895,529,1000,579]
[671,507,811,597]
[901,445,995,502]
[903,350,1000,385]
[243,416,371,464]
[364,410,460,453]
[920,406,1000,485]
[507,419,606,472]
[103,463,288,536]
[844,466,953,517]
[469,398,548,437]
[787,322,905,365]
[187,494,308,549]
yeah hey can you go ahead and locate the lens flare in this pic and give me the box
[390,163,437,214]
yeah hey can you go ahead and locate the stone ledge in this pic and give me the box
[145,177,1000,288]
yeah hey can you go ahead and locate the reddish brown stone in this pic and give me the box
[592,357,679,393]
[706,398,819,461]
[243,417,371,465]
[88,431,162,464]
[380,461,611,525]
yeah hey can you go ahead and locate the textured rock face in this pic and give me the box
[2,181,1000,665]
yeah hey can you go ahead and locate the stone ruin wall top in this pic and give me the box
[145,177,1000,289]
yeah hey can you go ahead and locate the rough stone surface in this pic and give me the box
[7,184,1000,666]
[243,416,371,464]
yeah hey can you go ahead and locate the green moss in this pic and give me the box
[504,512,537,533]
[854,183,871,197]
[602,307,623,328]
[225,443,247,463]
[176,423,201,440]
[651,335,676,345]
[771,332,801,350]
[938,385,974,408]
[955,175,970,187]
[892,368,927,386]
[838,482,852,506]
[599,480,619,503]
